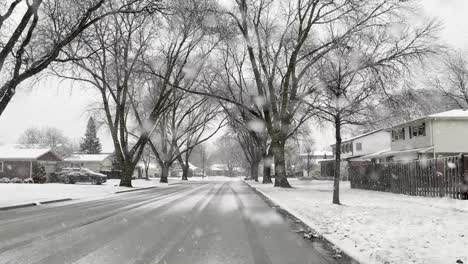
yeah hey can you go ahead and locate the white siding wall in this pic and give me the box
[433,119,468,153]
[353,131,391,156]
[391,120,432,151]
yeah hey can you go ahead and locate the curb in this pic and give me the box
[0,198,73,211]
[115,186,159,194]
[243,180,367,264]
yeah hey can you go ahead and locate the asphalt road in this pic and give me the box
[0,179,351,264]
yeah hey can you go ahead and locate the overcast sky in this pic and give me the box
[0,0,466,152]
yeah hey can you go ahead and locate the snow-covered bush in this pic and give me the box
[0,177,10,183]
[10,177,24,183]
[23,178,34,184]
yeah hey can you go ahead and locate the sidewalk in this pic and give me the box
[0,178,181,210]
[245,178,468,264]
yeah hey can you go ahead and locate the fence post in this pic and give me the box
[460,154,467,200]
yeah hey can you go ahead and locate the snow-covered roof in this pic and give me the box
[361,147,434,159]
[299,150,333,157]
[427,109,468,119]
[210,164,228,170]
[64,153,112,163]
[388,109,468,130]
[0,146,58,160]
[330,129,387,146]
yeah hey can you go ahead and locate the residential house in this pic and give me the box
[299,150,333,177]
[170,162,200,178]
[0,147,62,179]
[323,129,391,179]
[207,164,245,176]
[330,129,392,161]
[365,109,468,161]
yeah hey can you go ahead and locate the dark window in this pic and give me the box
[0,161,3,172]
[392,128,405,141]
[410,123,426,138]
[356,143,362,151]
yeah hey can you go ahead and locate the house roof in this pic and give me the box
[0,146,60,161]
[361,146,434,159]
[64,153,112,163]
[388,109,468,130]
[210,164,228,170]
[299,150,333,157]
[427,109,468,119]
[330,129,385,146]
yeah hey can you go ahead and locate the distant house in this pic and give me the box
[330,129,391,162]
[63,153,113,172]
[322,129,391,180]
[365,109,468,161]
[206,164,245,177]
[300,150,333,177]
[300,150,333,164]
[170,162,200,177]
[0,147,62,179]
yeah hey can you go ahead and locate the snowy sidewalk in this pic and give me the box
[246,178,468,264]
[0,178,183,209]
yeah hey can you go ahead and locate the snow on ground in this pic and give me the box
[246,178,468,264]
[0,178,183,208]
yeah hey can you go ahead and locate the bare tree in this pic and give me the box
[174,98,225,181]
[0,0,159,117]
[314,19,439,204]
[148,93,225,183]
[215,133,246,177]
[54,2,164,187]
[430,51,468,108]
[18,126,74,157]
[208,40,272,183]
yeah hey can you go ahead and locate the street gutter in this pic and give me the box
[243,179,365,264]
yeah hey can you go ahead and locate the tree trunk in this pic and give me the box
[160,165,169,183]
[145,166,149,180]
[181,165,189,181]
[333,117,342,205]
[119,161,135,187]
[262,149,273,184]
[250,163,259,182]
[271,140,291,188]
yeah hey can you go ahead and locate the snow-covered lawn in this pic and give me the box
[246,178,468,264]
[0,178,181,208]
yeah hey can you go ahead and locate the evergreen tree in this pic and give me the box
[80,117,102,154]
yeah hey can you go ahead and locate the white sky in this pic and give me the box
[0,0,467,152]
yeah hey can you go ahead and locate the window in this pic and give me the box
[409,122,426,138]
[356,143,362,151]
[0,161,3,172]
[392,128,405,141]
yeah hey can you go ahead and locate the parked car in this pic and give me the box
[58,168,107,185]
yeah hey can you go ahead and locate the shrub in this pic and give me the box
[0,177,10,183]
[10,177,24,183]
[23,178,34,184]
[32,163,47,184]
[48,173,60,183]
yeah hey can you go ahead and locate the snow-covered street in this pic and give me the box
[0,179,346,264]
[246,178,468,264]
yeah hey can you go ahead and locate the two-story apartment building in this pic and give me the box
[364,109,468,161]
[330,129,392,161]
